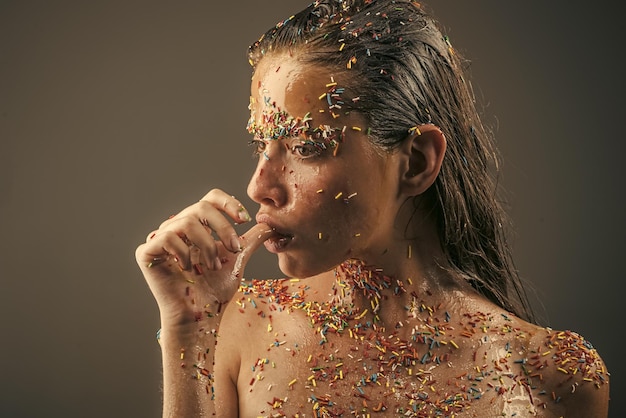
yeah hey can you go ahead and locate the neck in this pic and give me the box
[329,258,475,328]
[351,196,453,284]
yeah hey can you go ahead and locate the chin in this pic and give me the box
[276,253,340,279]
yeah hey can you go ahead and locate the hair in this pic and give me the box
[248,0,536,323]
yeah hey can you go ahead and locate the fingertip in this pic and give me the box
[229,235,242,253]
[237,205,252,223]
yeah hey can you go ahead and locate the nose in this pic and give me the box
[247,142,287,208]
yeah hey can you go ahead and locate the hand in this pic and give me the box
[135,189,273,328]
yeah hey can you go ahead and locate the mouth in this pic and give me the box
[256,215,294,252]
[265,227,294,252]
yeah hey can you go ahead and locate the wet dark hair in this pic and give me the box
[248,0,536,323]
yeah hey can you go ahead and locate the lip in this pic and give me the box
[256,213,294,253]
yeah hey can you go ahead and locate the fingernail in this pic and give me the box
[214,257,222,270]
[230,236,242,253]
[238,206,251,223]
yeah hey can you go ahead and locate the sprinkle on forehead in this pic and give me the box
[246,100,343,150]
[321,76,349,120]
[247,72,368,144]
[249,1,446,141]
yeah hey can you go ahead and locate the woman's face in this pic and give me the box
[247,53,403,278]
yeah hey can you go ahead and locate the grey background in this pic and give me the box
[1,1,622,417]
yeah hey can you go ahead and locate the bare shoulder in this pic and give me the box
[219,278,287,345]
[212,279,286,399]
[209,279,293,414]
[446,293,610,416]
[218,277,302,358]
[503,315,610,417]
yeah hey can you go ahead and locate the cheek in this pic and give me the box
[295,177,371,237]
[285,156,387,236]
[307,174,393,243]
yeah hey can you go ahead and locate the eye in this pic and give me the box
[248,139,267,157]
[291,141,325,159]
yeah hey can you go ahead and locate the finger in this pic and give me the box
[230,223,276,277]
[158,207,241,255]
[146,230,159,242]
[161,237,191,270]
[139,229,192,270]
[174,217,221,269]
[154,215,223,270]
[157,212,179,230]
[194,201,243,253]
[158,191,251,253]
[200,189,252,224]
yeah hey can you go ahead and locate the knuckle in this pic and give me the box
[159,229,180,242]
[205,188,222,200]
[196,199,213,212]
[179,216,198,230]
[135,243,146,257]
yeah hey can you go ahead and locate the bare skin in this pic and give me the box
[217,265,609,417]
[135,53,610,417]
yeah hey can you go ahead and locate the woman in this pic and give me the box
[136,0,610,416]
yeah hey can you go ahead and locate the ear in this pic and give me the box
[398,124,446,197]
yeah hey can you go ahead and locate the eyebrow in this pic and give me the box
[246,105,314,140]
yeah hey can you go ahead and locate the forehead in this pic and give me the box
[248,53,369,143]
[250,53,340,123]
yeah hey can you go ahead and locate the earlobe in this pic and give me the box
[400,124,446,197]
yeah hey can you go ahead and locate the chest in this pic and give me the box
[232,308,543,417]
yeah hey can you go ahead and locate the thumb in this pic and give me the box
[230,223,275,279]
